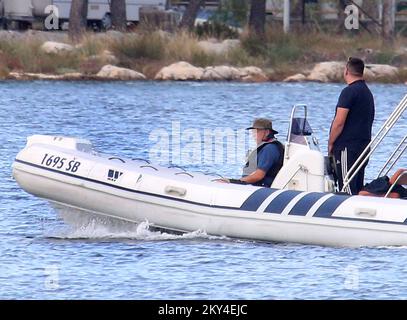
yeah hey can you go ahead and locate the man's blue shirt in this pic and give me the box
[243,143,280,187]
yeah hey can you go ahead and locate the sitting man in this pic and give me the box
[220,118,284,187]
[359,169,407,199]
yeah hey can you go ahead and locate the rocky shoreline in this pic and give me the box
[6,60,407,84]
[1,37,407,84]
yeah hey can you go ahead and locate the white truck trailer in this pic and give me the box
[0,0,166,30]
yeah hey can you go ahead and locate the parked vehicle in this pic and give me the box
[0,0,166,30]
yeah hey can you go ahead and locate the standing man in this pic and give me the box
[328,57,375,195]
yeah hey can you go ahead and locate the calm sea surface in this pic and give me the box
[1,81,406,299]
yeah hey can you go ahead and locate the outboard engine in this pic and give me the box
[272,105,335,192]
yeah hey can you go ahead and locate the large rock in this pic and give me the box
[307,61,400,82]
[96,65,146,80]
[41,41,74,54]
[283,73,307,82]
[239,66,268,82]
[307,61,345,82]
[198,39,240,55]
[155,61,204,81]
[365,64,399,79]
[155,62,268,82]
[201,66,242,81]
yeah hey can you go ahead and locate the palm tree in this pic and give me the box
[69,0,88,42]
[249,0,266,37]
[110,0,127,31]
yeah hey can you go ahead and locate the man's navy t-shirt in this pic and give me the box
[333,80,375,150]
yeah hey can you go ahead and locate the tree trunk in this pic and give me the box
[110,0,127,31]
[337,0,346,34]
[179,0,204,31]
[292,0,303,19]
[249,0,266,37]
[69,0,88,42]
[382,0,395,40]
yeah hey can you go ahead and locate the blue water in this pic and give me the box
[1,80,406,299]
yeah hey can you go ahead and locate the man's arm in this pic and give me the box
[217,144,278,185]
[328,107,349,154]
[240,169,266,184]
[216,169,266,184]
[390,169,407,185]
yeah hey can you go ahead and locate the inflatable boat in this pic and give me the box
[12,98,407,247]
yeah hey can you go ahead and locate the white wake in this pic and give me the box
[45,204,227,241]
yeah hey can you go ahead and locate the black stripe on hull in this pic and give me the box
[264,190,303,214]
[288,192,328,216]
[313,195,350,217]
[239,188,278,211]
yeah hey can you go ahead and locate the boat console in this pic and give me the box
[272,104,336,192]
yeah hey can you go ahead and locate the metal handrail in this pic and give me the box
[342,94,407,193]
[384,171,407,198]
[281,165,308,189]
[285,104,308,160]
[377,134,407,178]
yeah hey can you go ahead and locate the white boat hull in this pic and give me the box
[12,135,407,247]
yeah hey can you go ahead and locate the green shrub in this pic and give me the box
[267,39,304,65]
[78,35,107,57]
[110,32,165,61]
[190,48,216,67]
[0,38,82,73]
[372,51,397,65]
[195,21,239,39]
[241,35,268,57]
[226,46,261,67]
